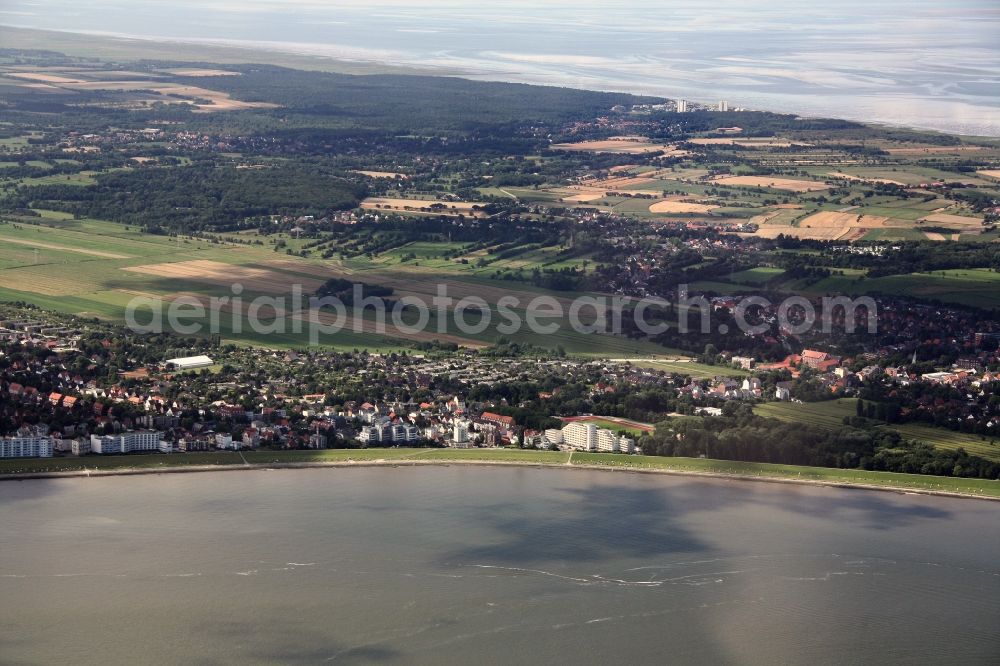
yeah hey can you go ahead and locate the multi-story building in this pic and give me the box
[561,422,634,454]
[358,423,420,445]
[0,436,54,458]
[90,431,168,454]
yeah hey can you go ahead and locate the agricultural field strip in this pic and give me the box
[0,235,133,259]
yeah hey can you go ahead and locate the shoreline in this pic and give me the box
[2,25,997,138]
[2,457,997,502]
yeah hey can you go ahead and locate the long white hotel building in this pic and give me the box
[90,431,169,454]
[561,422,635,454]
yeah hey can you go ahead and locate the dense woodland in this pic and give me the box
[8,165,366,231]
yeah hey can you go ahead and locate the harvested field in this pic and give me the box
[710,176,830,192]
[754,226,852,241]
[977,170,1000,181]
[649,200,718,214]
[163,68,240,77]
[353,170,409,179]
[754,211,914,241]
[799,212,892,228]
[122,260,324,293]
[827,172,906,186]
[561,191,606,202]
[361,197,488,217]
[32,78,278,112]
[551,137,687,155]
[919,213,984,227]
[0,237,132,259]
[885,146,985,155]
[688,138,810,147]
[6,72,87,84]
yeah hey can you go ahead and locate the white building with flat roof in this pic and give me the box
[90,431,167,454]
[358,423,420,445]
[0,436,54,458]
[164,355,214,371]
[561,422,634,454]
[562,422,597,451]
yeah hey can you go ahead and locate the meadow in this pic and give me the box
[0,213,678,357]
[3,447,997,498]
[755,399,1000,463]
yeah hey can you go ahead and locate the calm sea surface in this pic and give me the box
[1,466,998,665]
[3,0,1000,136]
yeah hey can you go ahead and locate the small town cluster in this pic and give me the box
[3,301,1000,462]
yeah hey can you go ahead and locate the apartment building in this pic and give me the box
[0,436,54,458]
[358,423,420,445]
[90,431,168,454]
[561,422,634,454]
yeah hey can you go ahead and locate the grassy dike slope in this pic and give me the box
[2,448,997,500]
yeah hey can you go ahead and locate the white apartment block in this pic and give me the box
[90,431,168,454]
[358,423,420,445]
[561,422,634,454]
[0,436,54,458]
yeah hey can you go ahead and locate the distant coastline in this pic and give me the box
[1,23,997,137]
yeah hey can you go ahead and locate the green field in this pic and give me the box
[3,448,997,498]
[0,448,422,474]
[755,399,858,430]
[628,359,750,379]
[755,399,1000,463]
[572,453,1000,497]
[576,418,651,435]
[406,448,572,464]
[702,265,1000,312]
[0,215,682,357]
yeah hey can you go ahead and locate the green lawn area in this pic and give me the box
[728,267,785,284]
[890,423,1000,463]
[407,448,571,464]
[572,453,1000,497]
[0,449,420,475]
[3,448,997,497]
[755,399,857,430]
[575,418,651,436]
[755,399,1000,463]
[796,269,1000,310]
[629,359,749,379]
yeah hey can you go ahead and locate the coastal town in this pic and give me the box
[3,302,999,474]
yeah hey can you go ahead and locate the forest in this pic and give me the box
[9,164,366,231]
